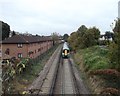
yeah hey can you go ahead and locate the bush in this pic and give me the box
[99,40,107,45]
[82,46,109,71]
[91,60,109,70]
[108,43,119,70]
[89,69,120,89]
[99,48,109,56]
[89,69,120,77]
[100,87,119,95]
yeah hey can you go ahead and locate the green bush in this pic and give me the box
[81,46,109,71]
[91,60,109,70]
[99,48,109,56]
[109,42,120,70]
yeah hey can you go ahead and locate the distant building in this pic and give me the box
[118,1,120,18]
[99,35,105,41]
[99,35,113,41]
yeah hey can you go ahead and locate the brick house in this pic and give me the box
[1,35,53,60]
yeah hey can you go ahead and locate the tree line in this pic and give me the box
[68,25,100,50]
[0,21,10,40]
[109,19,120,71]
[0,21,17,40]
[67,19,120,71]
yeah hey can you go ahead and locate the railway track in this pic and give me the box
[28,44,89,95]
[53,58,80,95]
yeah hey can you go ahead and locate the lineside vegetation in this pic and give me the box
[68,19,120,95]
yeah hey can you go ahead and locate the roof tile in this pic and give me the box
[2,35,52,44]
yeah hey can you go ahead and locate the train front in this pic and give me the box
[62,42,70,58]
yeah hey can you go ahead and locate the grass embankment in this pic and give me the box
[11,45,58,93]
[74,46,109,72]
[73,46,119,94]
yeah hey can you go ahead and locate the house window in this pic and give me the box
[17,44,23,48]
[28,51,33,55]
[18,53,23,58]
[38,48,41,52]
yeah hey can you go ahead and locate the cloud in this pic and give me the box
[0,0,119,35]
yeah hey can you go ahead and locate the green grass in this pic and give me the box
[78,46,110,71]
[73,46,120,93]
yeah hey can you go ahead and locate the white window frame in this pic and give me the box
[17,44,23,48]
[18,53,23,58]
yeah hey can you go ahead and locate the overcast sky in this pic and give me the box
[0,0,119,36]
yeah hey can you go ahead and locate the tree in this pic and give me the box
[0,21,10,40]
[104,31,114,40]
[78,26,100,48]
[51,32,59,45]
[68,25,100,50]
[80,27,100,48]
[77,25,88,36]
[91,27,100,39]
[109,19,120,71]
[113,19,120,44]
[63,34,69,41]
[90,27,100,45]
[76,25,88,48]
[12,31,16,36]
[68,32,79,50]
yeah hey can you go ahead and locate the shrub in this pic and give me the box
[100,87,119,95]
[91,60,109,70]
[108,43,119,70]
[90,69,119,75]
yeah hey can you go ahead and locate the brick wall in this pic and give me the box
[2,40,53,60]
[2,44,28,59]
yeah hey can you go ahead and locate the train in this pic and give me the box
[62,42,70,58]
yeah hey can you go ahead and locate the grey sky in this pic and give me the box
[0,0,119,36]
